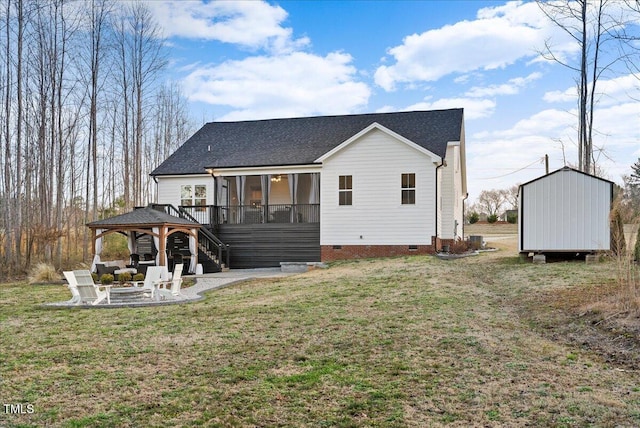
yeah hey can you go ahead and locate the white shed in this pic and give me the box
[518,167,613,254]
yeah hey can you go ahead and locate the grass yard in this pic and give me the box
[2,235,640,427]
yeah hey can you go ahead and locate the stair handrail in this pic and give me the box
[159,204,230,267]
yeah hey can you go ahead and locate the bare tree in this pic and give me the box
[477,189,506,218]
[538,0,639,174]
[504,185,520,210]
[112,2,166,209]
[0,0,191,274]
[80,0,112,260]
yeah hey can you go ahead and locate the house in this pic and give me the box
[150,109,467,268]
[518,166,613,255]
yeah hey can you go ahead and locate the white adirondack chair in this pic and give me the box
[62,271,81,305]
[157,264,184,300]
[73,270,111,305]
[132,266,163,299]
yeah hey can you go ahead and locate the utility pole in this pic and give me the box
[545,154,549,174]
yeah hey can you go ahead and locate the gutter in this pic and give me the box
[152,175,158,204]
[435,160,445,247]
[462,192,469,240]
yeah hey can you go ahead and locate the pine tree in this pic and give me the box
[630,158,640,187]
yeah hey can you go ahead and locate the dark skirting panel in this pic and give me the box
[217,223,320,268]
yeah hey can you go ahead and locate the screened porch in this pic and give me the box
[180,172,320,226]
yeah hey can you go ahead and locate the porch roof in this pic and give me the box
[150,109,463,176]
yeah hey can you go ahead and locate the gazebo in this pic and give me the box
[86,205,202,273]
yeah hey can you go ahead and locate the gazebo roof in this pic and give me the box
[86,205,201,229]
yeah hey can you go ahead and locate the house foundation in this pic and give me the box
[321,244,435,261]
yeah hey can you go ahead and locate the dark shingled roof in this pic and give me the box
[150,109,464,176]
[86,206,200,228]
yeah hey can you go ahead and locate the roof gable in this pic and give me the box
[315,122,442,163]
[151,109,463,176]
[519,166,614,189]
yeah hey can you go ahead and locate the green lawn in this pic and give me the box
[1,252,639,427]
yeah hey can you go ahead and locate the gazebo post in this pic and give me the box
[91,228,96,266]
[195,232,199,271]
[159,227,167,267]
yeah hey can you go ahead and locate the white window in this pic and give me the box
[339,175,352,206]
[401,173,415,205]
[181,185,207,211]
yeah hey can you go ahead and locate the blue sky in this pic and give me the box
[147,0,639,202]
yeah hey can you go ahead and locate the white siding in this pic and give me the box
[519,169,611,252]
[438,144,464,240]
[320,128,436,245]
[156,175,214,207]
[452,145,464,239]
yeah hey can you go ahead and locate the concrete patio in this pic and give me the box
[44,268,298,309]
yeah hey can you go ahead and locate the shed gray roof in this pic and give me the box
[151,109,464,176]
[86,206,200,228]
[519,166,615,188]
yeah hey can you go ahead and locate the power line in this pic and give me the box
[477,157,545,180]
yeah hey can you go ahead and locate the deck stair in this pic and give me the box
[156,204,230,273]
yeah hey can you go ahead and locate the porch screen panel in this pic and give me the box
[288,174,299,222]
[309,173,319,204]
[215,177,224,204]
[260,175,271,206]
[235,176,246,223]
[261,175,271,223]
[310,173,320,222]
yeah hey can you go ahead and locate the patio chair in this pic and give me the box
[62,271,81,305]
[73,270,111,305]
[136,263,150,276]
[132,266,163,299]
[95,263,117,277]
[157,264,184,300]
[127,253,140,269]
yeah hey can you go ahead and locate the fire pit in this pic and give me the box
[109,287,146,303]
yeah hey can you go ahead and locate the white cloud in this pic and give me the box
[374,1,574,91]
[595,74,640,105]
[479,108,576,140]
[181,52,370,120]
[466,97,640,200]
[543,87,576,103]
[147,1,308,53]
[465,72,542,97]
[544,73,640,105]
[405,97,496,120]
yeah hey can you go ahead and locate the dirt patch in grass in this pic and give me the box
[466,228,640,371]
[516,273,640,370]
[479,232,640,371]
